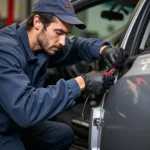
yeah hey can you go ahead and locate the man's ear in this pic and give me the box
[33,15,43,30]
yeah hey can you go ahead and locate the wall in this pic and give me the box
[0,0,33,22]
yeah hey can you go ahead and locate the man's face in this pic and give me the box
[37,17,72,55]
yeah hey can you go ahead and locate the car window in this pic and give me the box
[71,1,133,40]
[140,21,150,51]
[119,0,150,57]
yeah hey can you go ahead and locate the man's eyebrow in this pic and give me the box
[55,29,71,35]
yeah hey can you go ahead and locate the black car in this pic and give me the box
[49,0,150,150]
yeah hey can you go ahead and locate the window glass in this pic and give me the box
[71,2,133,39]
[142,22,150,51]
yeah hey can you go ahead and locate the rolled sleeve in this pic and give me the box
[73,37,112,62]
[66,78,81,99]
[89,41,111,60]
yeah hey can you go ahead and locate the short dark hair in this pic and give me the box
[25,13,56,31]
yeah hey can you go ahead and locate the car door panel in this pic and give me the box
[98,0,150,150]
[101,54,150,150]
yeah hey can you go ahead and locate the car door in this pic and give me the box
[98,0,150,150]
[58,0,132,79]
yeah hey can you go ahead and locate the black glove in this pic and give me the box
[101,47,127,69]
[81,71,115,95]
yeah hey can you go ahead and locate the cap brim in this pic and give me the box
[55,14,86,30]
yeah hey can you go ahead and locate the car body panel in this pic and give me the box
[88,0,150,149]
[101,53,150,150]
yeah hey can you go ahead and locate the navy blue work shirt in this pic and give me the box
[0,24,110,131]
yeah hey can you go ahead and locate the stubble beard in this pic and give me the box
[37,31,55,55]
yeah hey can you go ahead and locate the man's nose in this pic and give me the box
[59,35,66,46]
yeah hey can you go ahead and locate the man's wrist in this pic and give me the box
[99,45,108,54]
[75,76,86,91]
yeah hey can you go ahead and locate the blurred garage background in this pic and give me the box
[0,0,35,28]
[0,0,133,38]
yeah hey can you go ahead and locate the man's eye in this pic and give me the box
[56,31,62,35]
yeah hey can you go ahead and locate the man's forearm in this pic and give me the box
[74,45,108,91]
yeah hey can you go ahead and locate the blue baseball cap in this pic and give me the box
[32,0,86,30]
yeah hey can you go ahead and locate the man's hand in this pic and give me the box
[100,47,127,69]
[80,71,115,95]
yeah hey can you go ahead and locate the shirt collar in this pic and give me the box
[18,24,37,61]
[18,24,49,64]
